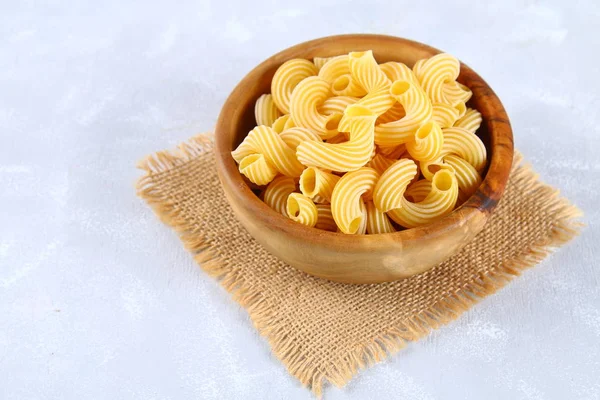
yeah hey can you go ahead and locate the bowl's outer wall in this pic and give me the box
[215,34,514,283]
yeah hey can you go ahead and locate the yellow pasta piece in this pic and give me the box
[353,87,396,116]
[313,56,339,71]
[368,153,396,175]
[235,125,305,177]
[271,59,318,114]
[412,59,425,77]
[279,127,322,150]
[356,201,368,235]
[254,94,281,126]
[238,154,277,186]
[388,169,459,228]
[317,56,349,81]
[296,105,377,172]
[406,120,444,161]
[231,140,256,163]
[317,96,359,115]
[314,204,337,231]
[404,179,432,203]
[299,167,340,202]
[373,159,418,212]
[271,114,291,133]
[289,76,342,139]
[331,167,379,234]
[432,102,460,128]
[348,50,390,92]
[376,102,406,124]
[441,127,487,171]
[263,176,296,216]
[374,80,433,146]
[443,81,472,106]
[418,157,451,181]
[366,201,396,234]
[380,61,417,83]
[318,55,367,97]
[454,101,467,119]
[444,154,482,198]
[413,53,461,106]
[286,193,318,227]
[378,143,406,159]
[454,108,482,133]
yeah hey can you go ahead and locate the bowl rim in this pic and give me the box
[214,34,514,245]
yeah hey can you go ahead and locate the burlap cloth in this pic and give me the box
[136,134,582,396]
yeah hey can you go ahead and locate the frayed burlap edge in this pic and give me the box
[136,133,583,397]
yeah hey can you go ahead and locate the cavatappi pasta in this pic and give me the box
[231,51,488,233]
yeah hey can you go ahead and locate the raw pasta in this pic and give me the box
[231,50,488,234]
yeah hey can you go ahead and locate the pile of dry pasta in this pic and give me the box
[231,51,486,234]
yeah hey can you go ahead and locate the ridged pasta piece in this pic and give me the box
[318,55,367,97]
[368,153,396,175]
[388,169,459,228]
[372,159,418,212]
[317,96,359,115]
[354,87,395,116]
[231,140,256,163]
[286,193,318,227]
[413,53,461,106]
[316,57,348,81]
[313,56,339,71]
[404,179,432,202]
[366,201,396,234]
[255,94,281,126]
[412,59,425,77]
[376,102,406,124]
[432,102,460,128]
[454,108,482,133]
[314,204,337,231]
[356,201,368,235]
[406,120,444,161]
[454,101,467,119]
[374,80,433,146]
[378,143,406,159]
[444,154,482,198]
[418,157,452,181]
[296,105,377,172]
[289,76,342,139]
[380,61,417,83]
[441,127,487,171]
[443,81,472,105]
[235,125,305,177]
[299,167,340,202]
[331,167,379,234]
[279,127,322,150]
[263,176,296,216]
[238,154,277,185]
[272,114,291,133]
[271,59,318,114]
[348,50,390,92]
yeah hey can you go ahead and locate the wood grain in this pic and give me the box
[214,34,514,284]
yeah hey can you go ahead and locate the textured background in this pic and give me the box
[1,0,599,399]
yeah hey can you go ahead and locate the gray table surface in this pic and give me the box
[1,0,599,399]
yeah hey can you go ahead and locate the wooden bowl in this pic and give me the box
[214,34,513,284]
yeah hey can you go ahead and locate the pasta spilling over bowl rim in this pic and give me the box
[231,50,487,234]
